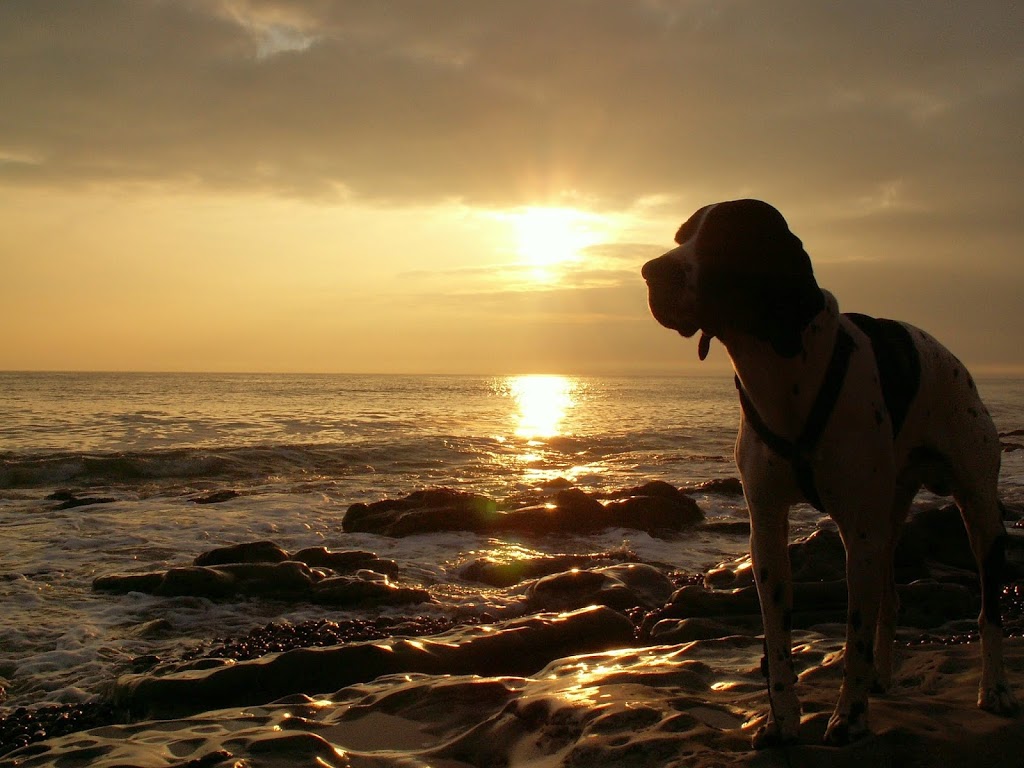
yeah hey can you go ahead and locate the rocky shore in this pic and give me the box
[3,482,1024,765]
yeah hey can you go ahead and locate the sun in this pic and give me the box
[510,207,600,280]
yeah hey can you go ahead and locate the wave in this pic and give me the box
[0,443,389,490]
[0,428,736,493]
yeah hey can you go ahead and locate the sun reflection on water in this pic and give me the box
[505,374,577,441]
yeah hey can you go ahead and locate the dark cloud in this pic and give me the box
[2,0,1021,217]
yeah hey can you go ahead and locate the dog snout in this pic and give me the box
[642,254,685,285]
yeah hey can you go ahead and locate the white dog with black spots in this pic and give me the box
[642,199,1018,747]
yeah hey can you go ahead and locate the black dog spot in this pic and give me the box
[772,582,785,605]
[845,313,920,438]
[849,701,866,723]
[854,639,874,664]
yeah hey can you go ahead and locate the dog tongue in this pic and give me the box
[698,332,712,361]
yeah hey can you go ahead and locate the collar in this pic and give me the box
[734,325,855,510]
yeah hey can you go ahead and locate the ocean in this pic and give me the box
[1,371,1023,726]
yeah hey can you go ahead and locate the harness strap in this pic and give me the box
[735,326,855,512]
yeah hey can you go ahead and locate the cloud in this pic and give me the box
[2,0,1021,218]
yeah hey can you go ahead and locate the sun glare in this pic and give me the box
[510,207,600,281]
[506,374,577,440]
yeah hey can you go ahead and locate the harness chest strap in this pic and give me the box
[735,326,856,512]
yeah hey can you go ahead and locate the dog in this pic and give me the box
[642,199,1018,747]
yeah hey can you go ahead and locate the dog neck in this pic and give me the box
[720,290,841,439]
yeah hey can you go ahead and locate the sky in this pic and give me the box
[2,0,1022,375]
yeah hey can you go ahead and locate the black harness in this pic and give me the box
[735,314,920,512]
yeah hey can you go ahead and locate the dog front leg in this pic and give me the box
[749,500,800,748]
[824,530,886,745]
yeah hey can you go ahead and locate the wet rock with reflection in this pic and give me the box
[92,543,418,606]
[341,483,703,538]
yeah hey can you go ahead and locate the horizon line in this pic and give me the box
[3,365,1024,378]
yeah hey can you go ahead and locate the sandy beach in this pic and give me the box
[6,619,1023,768]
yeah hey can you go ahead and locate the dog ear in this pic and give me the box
[694,199,823,357]
[675,204,715,246]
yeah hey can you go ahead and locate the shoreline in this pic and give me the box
[2,482,1023,765]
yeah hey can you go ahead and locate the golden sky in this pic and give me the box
[2,1,1022,375]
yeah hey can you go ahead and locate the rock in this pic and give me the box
[155,567,237,598]
[704,558,755,590]
[606,482,704,532]
[648,616,757,643]
[538,476,575,490]
[112,606,637,719]
[704,528,847,589]
[525,563,673,613]
[194,541,289,566]
[897,505,975,572]
[554,487,606,517]
[343,488,498,536]
[95,562,318,600]
[50,493,117,510]
[492,503,606,536]
[312,573,431,607]
[191,490,240,504]
[212,561,319,593]
[92,572,164,594]
[663,583,763,618]
[129,619,174,638]
[896,581,976,628]
[789,528,847,582]
[684,477,745,496]
[459,551,639,588]
[611,480,684,501]
[701,520,751,536]
[184,615,465,663]
[646,574,977,636]
[343,485,703,538]
[291,547,399,575]
[605,495,703,533]
[0,701,118,758]
[95,548,413,604]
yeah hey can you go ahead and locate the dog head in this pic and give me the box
[642,199,824,359]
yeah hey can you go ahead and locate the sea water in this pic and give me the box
[1,372,1022,711]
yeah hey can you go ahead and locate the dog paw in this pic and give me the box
[979,682,1020,717]
[823,713,870,747]
[751,722,799,750]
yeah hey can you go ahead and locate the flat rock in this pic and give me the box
[342,488,498,535]
[684,477,745,496]
[643,577,979,635]
[111,605,637,719]
[525,563,674,612]
[344,484,703,537]
[312,573,431,606]
[194,540,289,566]
[459,550,640,588]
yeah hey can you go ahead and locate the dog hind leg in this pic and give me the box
[957,487,1019,715]
[873,485,916,693]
